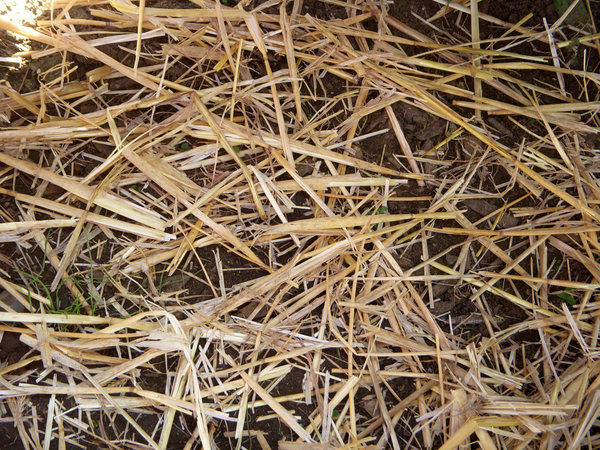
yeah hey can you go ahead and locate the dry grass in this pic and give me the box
[0,0,599,448]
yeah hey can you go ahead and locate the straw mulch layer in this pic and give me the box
[1,0,599,448]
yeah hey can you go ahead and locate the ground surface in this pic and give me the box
[1,0,600,449]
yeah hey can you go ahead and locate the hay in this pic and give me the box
[0,0,599,448]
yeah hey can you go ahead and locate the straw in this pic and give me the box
[0,0,598,448]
